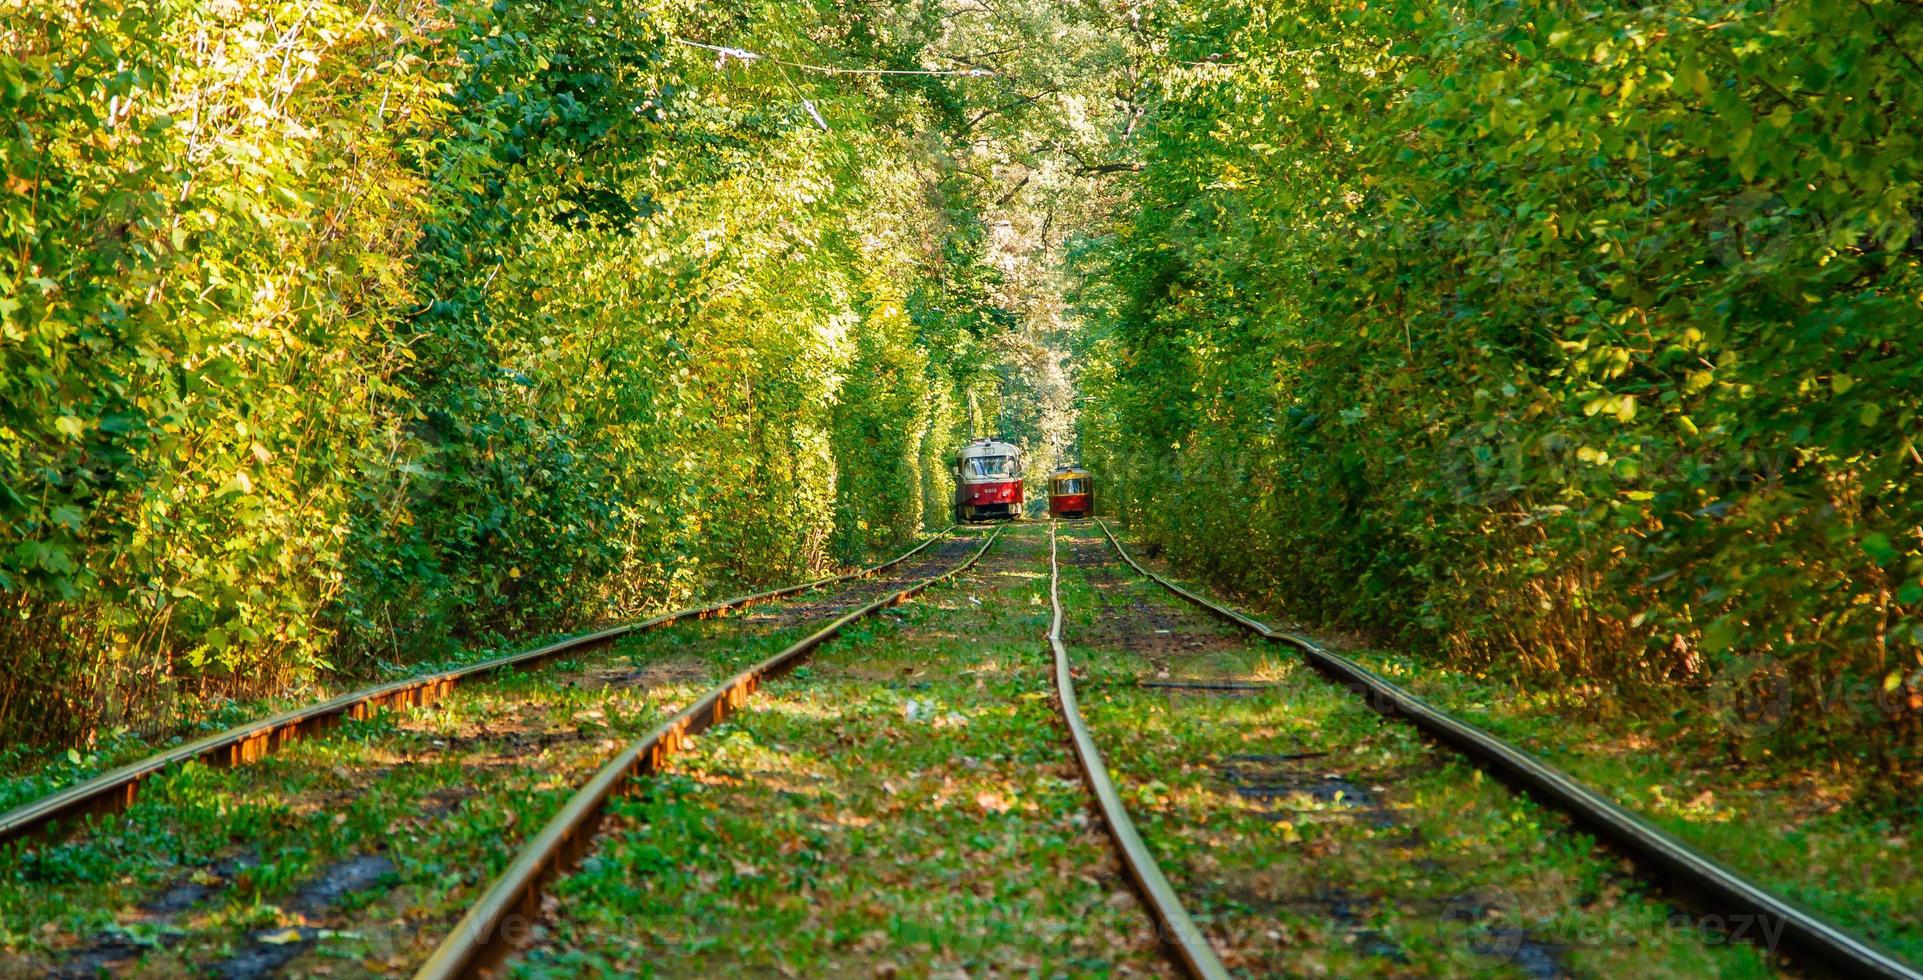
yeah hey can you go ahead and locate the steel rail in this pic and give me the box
[416,524,1006,979]
[0,529,956,848]
[1094,520,1922,980]
[1046,524,1230,980]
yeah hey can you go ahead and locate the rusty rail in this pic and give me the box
[1046,524,1229,980]
[415,524,1006,979]
[1094,520,1922,980]
[0,530,955,848]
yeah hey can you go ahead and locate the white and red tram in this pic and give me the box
[952,438,1024,523]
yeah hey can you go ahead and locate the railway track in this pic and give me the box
[1050,519,1921,979]
[0,531,988,977]
[449,521,1177,976]
[0,530,959,849]
[1044,523,1228,979]
[416,524,1008,977]
[9,520,1916,977]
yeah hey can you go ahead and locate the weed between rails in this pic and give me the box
[0,563,967,976]
[2,525,1842,976]
[1119,526,1923,970]
[517,525,1171,976]
[1338,645,1923,967]
[1055,523,1776,978]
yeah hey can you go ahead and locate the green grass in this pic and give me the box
[518,525,1169,976]
[1112,523,1923,969]
[0,543,915,795]
[1056,522,1775,978]
[1339,646,1923,966]
[12,521,1885,976]
[0,576,921,975]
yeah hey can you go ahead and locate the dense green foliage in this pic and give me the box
[0,0,1033,745]
[19,0,1913,784]
[3,0,439,739]
[1078,0,1923,774]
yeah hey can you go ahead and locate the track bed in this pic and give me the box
[1053,522,1778,977]
[510,525,1169,976]
[5,523,1908,978]
[0,540,981,977]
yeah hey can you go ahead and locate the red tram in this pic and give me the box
[1048,465,1093,518]
[953,438,1024,522]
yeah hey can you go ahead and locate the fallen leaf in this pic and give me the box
[258,928,306,946]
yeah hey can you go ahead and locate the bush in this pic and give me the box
[1077,0,1923,775]
[0,0,999,746]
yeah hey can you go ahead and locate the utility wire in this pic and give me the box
[672,36,996,77]
[772,62,830,131]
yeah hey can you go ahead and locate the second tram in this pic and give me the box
[1048,465,1093,518]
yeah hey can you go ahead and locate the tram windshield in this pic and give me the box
[1054,478,1086,494]
[965,456,1017,478]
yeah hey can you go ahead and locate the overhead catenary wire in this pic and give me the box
[671,36,996,77]
[672,36,995,132]
[772,62,830,131]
